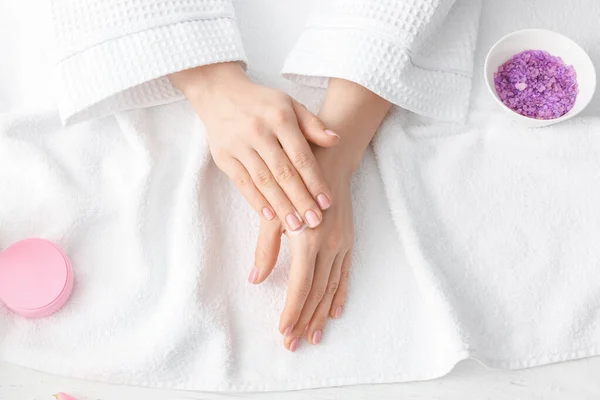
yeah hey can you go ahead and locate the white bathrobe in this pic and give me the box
[51,0,477,124]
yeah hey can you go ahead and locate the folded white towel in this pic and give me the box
[2,0,600,393]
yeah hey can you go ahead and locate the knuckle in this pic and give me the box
[266,106,292,125]
[292,152,314,170]
[255,170,274,187]
[341,269,351,280]
[210,145,225,158]
[325,235,343,251]
[233,174,249,187]
[275,163,296,181]
[311,288,326,303]
[326,281,339,294]
[210,149,228,167]
[304,233,327,248]
[248,117,267,136]
[295,284,312,300]
[309,114,324,127]
[272,91,291,105]
[304,112,322,129]
[213,157,226,171]
[304,232,322,249]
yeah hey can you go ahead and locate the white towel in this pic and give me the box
[2,0,600,393]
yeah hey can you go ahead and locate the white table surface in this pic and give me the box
[2,357,600,400]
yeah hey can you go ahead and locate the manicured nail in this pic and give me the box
[305,210,320,228]
[324,129,340,138]
[334,306,343,319]
[316,193,331,210]
[283,325,294,337]
[286,213,302,231]
[247,267,258,284]
[289,337,299,352]
[54,394,78,400]
[312,330,322,345]
[261,207,275,221]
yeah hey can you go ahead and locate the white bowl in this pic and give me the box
[484,29,596,128]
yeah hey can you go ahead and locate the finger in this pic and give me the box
[306,253,344,345]
[239,149,304,232]
[288,250,336,339]
[250,217,283,285]
[330,250,352,319]
[222,158,276,221]
[256,137,324,228]
[279,238,317,339]
[292,99,340,148]
[283,326,300,352]
[272,116,333,212]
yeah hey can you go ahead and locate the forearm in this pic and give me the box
[318,78,392,172]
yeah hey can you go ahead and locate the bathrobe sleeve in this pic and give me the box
[281,0,482,122]
[51,0,247,124]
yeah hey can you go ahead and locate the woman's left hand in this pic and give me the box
[250,78,392,351]
[253,145,354,351]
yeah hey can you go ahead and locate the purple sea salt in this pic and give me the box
[494,50,578,120]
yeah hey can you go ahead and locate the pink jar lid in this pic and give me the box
[0,238,74,318]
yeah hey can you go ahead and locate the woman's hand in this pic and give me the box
[255,147,354,351]
[251,78,392,351]
[280,147,354,350]
[169,62,339,232]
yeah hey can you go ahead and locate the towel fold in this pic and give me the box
[1,0,600,393]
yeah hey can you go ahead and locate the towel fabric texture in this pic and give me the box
[1,0,600,392]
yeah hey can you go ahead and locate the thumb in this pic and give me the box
[250,218,284,284]
[292,99,340,148]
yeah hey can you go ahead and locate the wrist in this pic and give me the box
[317,78,392,174]
[169,62,248,99]
[314,146,357,179]
[316,117,374,174]
[334,140,368,174]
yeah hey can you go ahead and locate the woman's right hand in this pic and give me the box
[169,62,340,232]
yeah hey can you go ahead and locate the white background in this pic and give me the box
[2,358,600,399]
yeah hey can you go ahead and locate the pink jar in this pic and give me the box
[0,238,74,318]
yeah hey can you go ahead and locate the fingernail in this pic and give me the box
[248,267,258,284]
[312,330,323,345]
[283,325,294,337]
[289,337,299,352]
[286,213,302,231]
[316,193,331,210]
[324,129,340,138]
[261,207,275,221]
[54,393,78,400]
[334,306,343,319]
[305,210,320,228]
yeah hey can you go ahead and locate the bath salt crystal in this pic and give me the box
[494,50,578,120]
[515,82,527,91]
